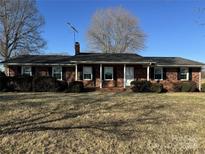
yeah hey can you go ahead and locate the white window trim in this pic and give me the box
[154,67,163,80]
[104,66,113,81]
[52,66,62,80]
[21,66,32,76]
[83,66,93,80]
[180,67,189,81]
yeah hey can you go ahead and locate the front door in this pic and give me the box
[126,67,134,86]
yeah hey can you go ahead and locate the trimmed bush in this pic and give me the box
[181,81,197,92]
[6,76,33,92]
[0,76,7,91]
[0,71,6,77]
[0,75,69,92]
[150,83,163,93]
[32,76,57,92]
[131,81,164,93]
[68,81,84,93]
[201,83,205,92]
[55,80,68,92]
[173,81,197,92]
[172,83,182,92]
[130,80,151,92]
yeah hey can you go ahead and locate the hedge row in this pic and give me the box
[130,81,163,93]
[201,83,205,92]
[130,80,199,93]
[0,75,84,93]
[172,81,198,92]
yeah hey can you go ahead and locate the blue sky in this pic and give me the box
[36,0,205,62]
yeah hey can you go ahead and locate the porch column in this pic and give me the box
[124,64,126,88]
[75,64,78,81]
[147,65,150,81]
[199,70,202,91]
[100,64,102,88]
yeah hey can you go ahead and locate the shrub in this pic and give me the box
[6,76,33,92]
[172,83,182,92]
[55,80,68,92]
[150,83,163,93]
[68,81,84,93]
[0,71,6,77]
[130,80,151,92]
[0,76,7,91]
[181,81,197,92]
[201,83,205,92]
[32,76,57,92]
[173,81,197,92]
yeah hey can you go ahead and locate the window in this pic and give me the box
[52,66,62,80]
[83,66,92,80]
[154,67,163,80]
[21,66,32,76]
[104,67,113,80]
[180,67,189,80]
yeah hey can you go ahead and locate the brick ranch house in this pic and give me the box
[1,42,204,91]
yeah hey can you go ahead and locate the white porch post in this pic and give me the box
[100,64,102,88]
[147,65,150,81]
[199,70,202,91]
[75,64,78,81]
[124,64,126,88]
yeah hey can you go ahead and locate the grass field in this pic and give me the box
[0,92,205,153]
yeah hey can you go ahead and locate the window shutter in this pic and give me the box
[32,67,35,76]
[102,66,104,80]
[189,68,192,81]
[177,68,180,80]
[163,68,166,80]
[17,66,21,75]
[48,67,52,76]
[150,67,154,80]
[114,66,117,81]
[93,66,96,85]
[62,67,66,80]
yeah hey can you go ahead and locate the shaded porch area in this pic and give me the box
[75,64,151,89]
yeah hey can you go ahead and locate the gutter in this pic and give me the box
[3,63,75,66]
[70,61,156,64]
[156,64,204,67]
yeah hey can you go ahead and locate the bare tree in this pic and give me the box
[87,7,145,53]
[0,0,46,60]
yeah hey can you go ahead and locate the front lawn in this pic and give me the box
[0,92,205,153]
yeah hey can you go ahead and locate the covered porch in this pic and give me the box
[74,63,152,89]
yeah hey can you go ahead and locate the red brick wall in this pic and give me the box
[6,66,21,76]
[64,67,75,82]
[151,67,201,91]
[165,68,178,81]
[35,67,49,76]
[6,65,201,91]
[134,65,147,80]
[192,68,200,86]
[116,65,124,87]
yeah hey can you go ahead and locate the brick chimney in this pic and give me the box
[75,42,80,55]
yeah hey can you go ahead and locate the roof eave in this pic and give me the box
[156,64,204,67]
[3,63,75,66]
[70,61,155,64]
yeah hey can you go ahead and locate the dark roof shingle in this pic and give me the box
[145,57,204,66]
[70,53,150,63]
[1,53,204,66]
[2,55,71,64]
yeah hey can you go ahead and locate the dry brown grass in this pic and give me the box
[0,92,205,153]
